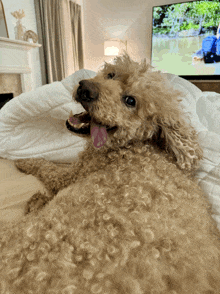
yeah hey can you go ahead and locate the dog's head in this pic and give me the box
[66,54,202,170]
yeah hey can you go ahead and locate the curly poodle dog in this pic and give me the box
[1,54,220,294]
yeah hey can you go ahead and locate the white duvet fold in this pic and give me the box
[0,69,96,163]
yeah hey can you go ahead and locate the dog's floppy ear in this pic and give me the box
[153,112,203,171]
[141,71,203,171]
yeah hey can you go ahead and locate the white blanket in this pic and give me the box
[0,69,96,163]
[166,74,220,229]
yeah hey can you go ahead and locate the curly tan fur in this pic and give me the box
[1,54,220,294]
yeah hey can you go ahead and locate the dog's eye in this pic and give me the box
[107,73,115,79]
[123,96,136,107]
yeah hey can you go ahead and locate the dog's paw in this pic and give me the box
[25,192,51,214]
[15,158,45,175]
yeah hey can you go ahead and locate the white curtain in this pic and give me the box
[34,0,83,84]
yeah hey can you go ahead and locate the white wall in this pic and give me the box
[82,0,143,71]
[2,0,42,89]
[82,0,195,71]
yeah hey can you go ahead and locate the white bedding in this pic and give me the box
[0,69,96,163]
[0,69,219,229]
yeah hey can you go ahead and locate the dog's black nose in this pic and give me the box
[76,80,99,103]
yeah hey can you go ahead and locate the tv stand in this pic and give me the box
[190,80,220,94]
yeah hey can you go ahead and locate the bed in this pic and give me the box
[0,69,220,231]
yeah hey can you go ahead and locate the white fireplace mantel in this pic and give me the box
[0,37,41,93]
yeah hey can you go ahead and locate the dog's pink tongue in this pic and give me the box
[69,116,80,125]
[91,124,107,148]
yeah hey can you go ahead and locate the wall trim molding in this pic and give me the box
[0,37,41,92]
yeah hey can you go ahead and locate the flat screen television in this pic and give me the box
[151,0,220,80]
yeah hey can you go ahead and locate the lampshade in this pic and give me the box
[104,39,127,56]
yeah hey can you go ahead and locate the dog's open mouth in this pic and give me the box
[66,111,117,148]
[66,111,91,135]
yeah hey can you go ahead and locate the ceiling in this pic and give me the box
[84,0,151,39]
[91,0,149,18]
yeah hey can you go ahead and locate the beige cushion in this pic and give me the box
[0,158,49,225]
